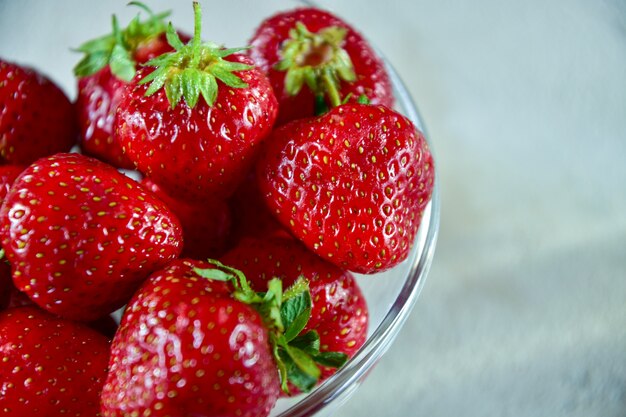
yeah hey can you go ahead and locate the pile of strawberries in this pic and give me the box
[0,3,434,416]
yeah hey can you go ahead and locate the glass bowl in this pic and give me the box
[0,1,440,416]
[270,48,441,417]
[266,3,440,415]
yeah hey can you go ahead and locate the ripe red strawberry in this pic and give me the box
[256,103,435,273]
[0,60,77,164]
[0,259,10,310]
[0,270,119,339]
[102,257,349,415]
[0,165,25,310]
[142,177,232,259]
[74,4,189,169]
[249,7,393,125]
[0,165,24,201]
[116,3,278,202]
[0,152,183,321]
[3,281,31,310]
[0,306,110,416]
[228,167,287,244]
[221,235,369,384]
[101,259,281,417]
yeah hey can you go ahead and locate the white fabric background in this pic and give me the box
[0,0,624,416]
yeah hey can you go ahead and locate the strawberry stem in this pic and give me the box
[276,21,356,111]
[190,1,203,68]
[321,67,341,108]
[73,2,171,81]
[194,260,349,394]
[138,2,253,109]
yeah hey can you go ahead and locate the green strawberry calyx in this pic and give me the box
[138,2,253,110]
[276,21,356,109]
[73,2,171,81]
[195,259,349,394]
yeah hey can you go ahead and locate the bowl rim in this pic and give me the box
[274,49,442,417]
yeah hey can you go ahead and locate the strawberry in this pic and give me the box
[0,264,118,338]
[0,60,77,165]
[115,3,278,202]
[221,235,369,385]
[0,165,24,310]
[3,281,31,310]
[0,306,110,416]
[74,4,189,169]
[0,259,10,310]
[142,177,232,260]
[256,103,435,273]
[0,278,119,339]
[0,152,183,321]
[101,259,279,417]
[102,258,350,416]
[228,167,287,244]
[0,165,24,201]
[249,7,393,125]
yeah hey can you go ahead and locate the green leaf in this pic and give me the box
[215,46,252,58]
[127,1,155,16]
[289,330,321,355]
[143,68,169,96]
[165,74,183,109]
[141,53,172,69]
[281,290,312,342]
[165,22,185,50]
[111,14,124,43]
[284,67,306,96]
[256,278,284,332]
[73,35,115,54]
[72,2,170,79]
[181,68,202,108]
[234,290,261,305]
[193,266,235,282]
[336,49,356,82]
[274,51,294,71]
[289,371,317,393]
[273,20,357,108]
[295,21,312,38]
[286,345,320,380]
[279,345,320,392]
[129,2,255,109]
[272,336,290,393]
[313,351,349,369]
[211,64,248,88]
[285,363,318,392]
[203,259,260,304]
[125,14,142,38]
[357,94,370,105]
[320,26,348,46]
[219,60,254,73]
[282,277,309,301]
[109,43,136,81]
[73,51,110,77]
[264,278,284,304]
[198,74,218,106]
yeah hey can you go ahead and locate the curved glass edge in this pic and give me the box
[275,46,442,416]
